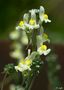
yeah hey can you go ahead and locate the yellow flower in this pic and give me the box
[37,44,51,55]
[16,20,26,30]
[15,58,32,72]
[40,45,47,51]
[25,19,39,29]
[43,14,51,23]
[39,6,51,23]
[19,21,24,26]
[25,59,32,66]
[19,59,32,66]
[20,59,25,64]
[29,19,36,25]
[43,14,48,20]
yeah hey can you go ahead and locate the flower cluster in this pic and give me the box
[9,6,51,75]
[3,6,62,90]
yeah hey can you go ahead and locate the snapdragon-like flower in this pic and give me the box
[16,20,26,30]
[25,9,39,30]
[25,19,39,30]
[36,32,50,48]
[37,44,51,55]
[39,6,51,23]
[15,49,32,72]
[15,58,32,72]
[16,13,29,31]
[10,5,51,75]
[19,20,26,30]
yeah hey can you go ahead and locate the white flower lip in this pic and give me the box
[37,45,51,56]
[44,19,51,23]
[25,23,39,30]
[39,6,51,23]
[15,64,31,72]
[38,48,51,55]
[16,25,26,30]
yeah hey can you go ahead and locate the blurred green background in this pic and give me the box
[0,0,64,44]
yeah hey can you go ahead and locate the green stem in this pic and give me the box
[28,76,36,90]
[1,74,7,90]
[25,76,32,90]
[32,29,37,51]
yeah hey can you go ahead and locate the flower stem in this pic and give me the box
[32,29,37,51]
[1,73,7,90]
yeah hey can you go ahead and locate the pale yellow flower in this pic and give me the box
[15,57,32,72]
[43,14,51,23]
[16,20,26,30]
[39,6,51,23]
[19,21,24,26]
[25,19,39,30]
[29,19,36,25]
[37,44,51,55]
[40,45,47,51]
[25,9,39,30]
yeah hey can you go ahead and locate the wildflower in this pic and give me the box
[25,22,39,30]
[43,14,51,23]
[25,9,39,29]
[19,21,24,26]
[16,20,26,30]
[37,44,51,55]
[36,33,50,48]
[19,20,26,30]
[39,6,51,23]
[29,19,36,25]
[25,59,32,66]
[15,58,32,72]
[15,49,32,72]
[25,19,39,30]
